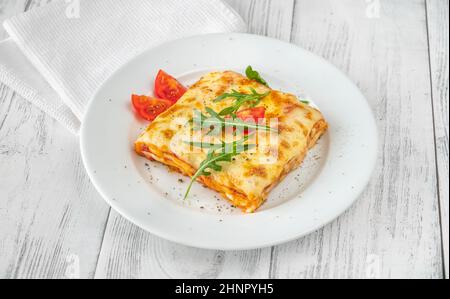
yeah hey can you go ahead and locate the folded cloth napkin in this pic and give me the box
[0,0,246,134]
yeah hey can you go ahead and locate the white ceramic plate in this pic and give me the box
[80,33,377,250]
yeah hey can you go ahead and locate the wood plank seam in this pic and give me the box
[268,246,275,278]
[24,0,33,11]
[0,89,15,132]
[424,0,447,279]
[93,207,112,276]
[289,0,298,43]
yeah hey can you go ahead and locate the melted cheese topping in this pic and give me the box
[136,71,328,213]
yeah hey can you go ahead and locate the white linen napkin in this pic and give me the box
[0,0,246,134]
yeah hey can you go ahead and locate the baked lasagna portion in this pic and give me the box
[135,71,328,213]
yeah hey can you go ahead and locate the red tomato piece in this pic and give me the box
[131,94,152,109]
[154,70,187,103]
[237,107,266,122]
[132,94,173,121]
[236,107,266,135]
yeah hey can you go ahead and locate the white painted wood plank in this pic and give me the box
[0,0,110,279]
[426,0,449,279]
[268,0,443,278]
[94,212,273,279]
[94,0,295,279]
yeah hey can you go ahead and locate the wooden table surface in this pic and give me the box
[0,0,448,279]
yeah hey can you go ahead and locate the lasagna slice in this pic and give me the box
[135,71,328,213]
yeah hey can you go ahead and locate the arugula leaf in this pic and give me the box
[182,67,276,200]
[183,135,256,200]
[246,66,269,87]
[190,108,276,134]
[213,88,270,116]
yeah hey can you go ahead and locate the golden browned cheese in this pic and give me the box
[135,71,328,213]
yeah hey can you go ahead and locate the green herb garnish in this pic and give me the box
[190,108,276,135]
[183,69,275,200]
[246,66,269,87]
[213,88,270,116]
[183,135,256,200]
[300,100,310,105]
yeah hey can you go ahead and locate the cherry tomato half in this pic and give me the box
[132,94,173,121]
[154,70,187,103]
